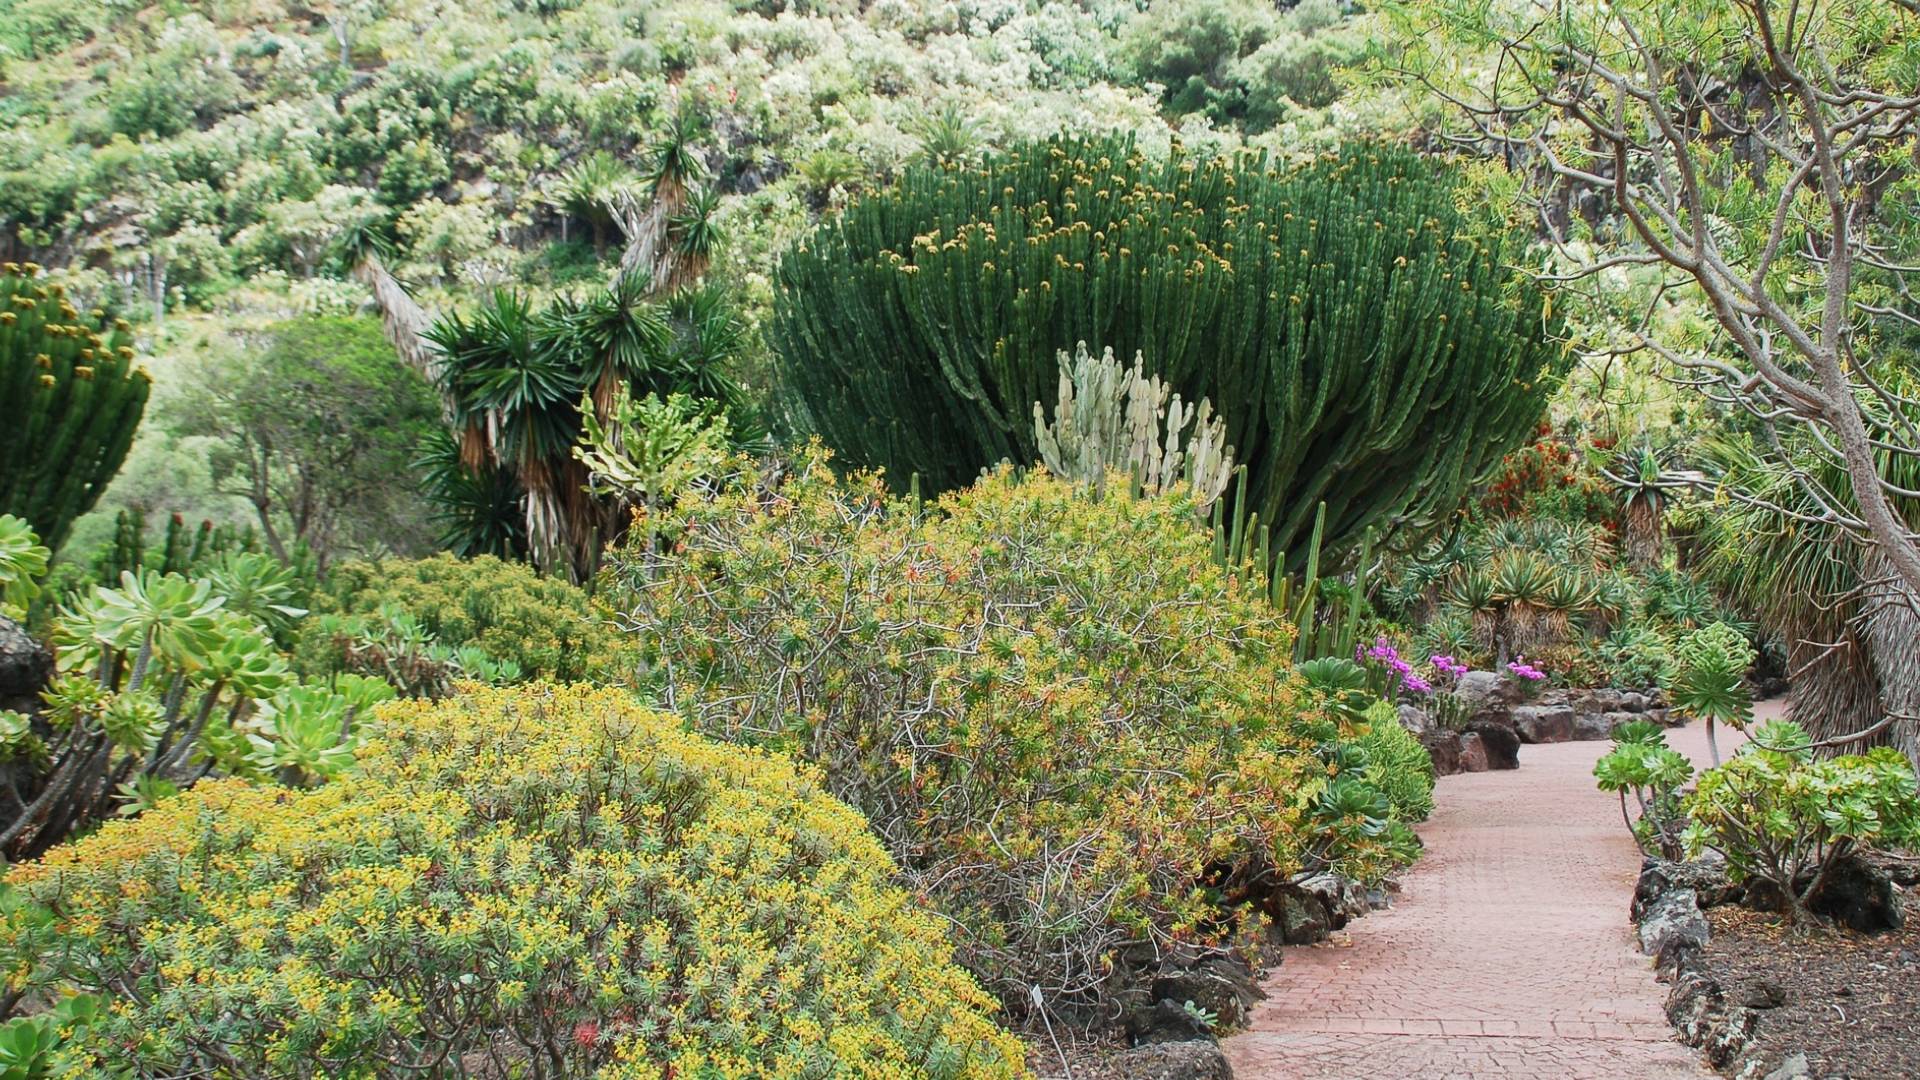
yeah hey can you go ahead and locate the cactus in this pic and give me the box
[0,264,150,554]
[1033,342,1234,513]
[772,137,1568,573]
[92,509,265,587]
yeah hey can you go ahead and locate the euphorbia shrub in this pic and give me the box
[295,553,621,686]
[771,137,1568,571]
[2,685,1027,1078]
[601,450,1411,1020]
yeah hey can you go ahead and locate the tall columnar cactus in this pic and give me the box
[1033,342,1235,513]
[772,138,1569,570]
[0,264,150,553]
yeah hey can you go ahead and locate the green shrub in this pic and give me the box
[600,450,1411,1019]
[2,685,1028,1078]
[1592,719,1694,860]
[297,554,621,685]
[1,517,382,861]
[1584,623,1674,689]
[1358,699,1435,823]
[1,264,149,554]
[1684,720,1920,924]
[770,137,1567,571]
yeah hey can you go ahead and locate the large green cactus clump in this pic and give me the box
[771,137,1568,569]
[0,263,150,553]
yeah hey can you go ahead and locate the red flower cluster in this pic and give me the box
[1479,432,1579,516]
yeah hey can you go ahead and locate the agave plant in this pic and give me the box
[1444,564,1500,656]
[1490,551,1554,655]
[1538,567,1597,644]
[1417,609,1480,669]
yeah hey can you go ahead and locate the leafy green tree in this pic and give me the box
[184,315,440,570]
[772,137,1568,570]
[1380,0,1920,668]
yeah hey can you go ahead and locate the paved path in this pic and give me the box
[1223,709,1771,1079]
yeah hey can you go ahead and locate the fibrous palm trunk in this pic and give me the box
[1858,555,1920,767]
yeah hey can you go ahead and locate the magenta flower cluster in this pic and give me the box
[1507,658,1548,682]
[1429,655,1469,679]
[1359,636,1429,695]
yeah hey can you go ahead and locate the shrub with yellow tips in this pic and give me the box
[3,684,1028,1078]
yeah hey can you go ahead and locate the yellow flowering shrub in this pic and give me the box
[1,685,1027,1079]
[602,451,1402,1021]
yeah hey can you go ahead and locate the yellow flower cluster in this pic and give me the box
[5,684,1027,1079]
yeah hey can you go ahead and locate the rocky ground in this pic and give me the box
[1697,905,1920,1079]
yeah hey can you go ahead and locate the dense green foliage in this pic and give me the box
[183,315,441,568]
[1381,423,1742,691]
[1692,419,1920,758]
[1,684,1029,1077]
[1,516,384,861]
[297,553,621,687]
[602,451,1414,1018]
[1358,699,1434,823]
[0,265,149,554]
[1684,720,1920,924]
[772,137,1567,568]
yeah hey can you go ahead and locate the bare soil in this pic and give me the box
[1701,905,1920,1079]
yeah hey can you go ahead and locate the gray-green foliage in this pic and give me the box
[1032,342,1234,514]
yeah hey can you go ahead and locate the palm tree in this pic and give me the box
[421,274,759,582]
[552,152,640,253]
[1602,440,1679,567]
[616,106,710,290]
[1696,419,1920,764]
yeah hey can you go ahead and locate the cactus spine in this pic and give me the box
[0,264,150,553]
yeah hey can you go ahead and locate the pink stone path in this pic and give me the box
[1224,709,1774,1079]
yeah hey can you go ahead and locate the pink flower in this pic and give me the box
[1507,660,1547,681]
[1401,674,1433,694]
